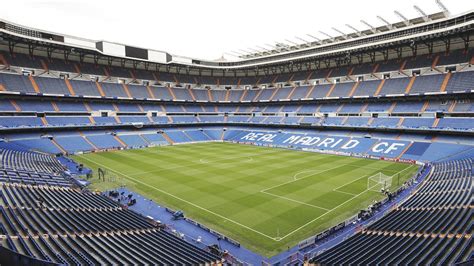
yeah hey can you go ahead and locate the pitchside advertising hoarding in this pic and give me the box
[297,221,348,249]
[239,131,410,157]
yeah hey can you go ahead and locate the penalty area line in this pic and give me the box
[277,164,417,240]
[332,189,357,196]
[332,163,415,192]
[277,187,372,241]
[261,164,352,193]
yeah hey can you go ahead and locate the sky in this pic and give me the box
[1,0,473,61]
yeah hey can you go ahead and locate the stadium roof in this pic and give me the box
[0,1,473,76]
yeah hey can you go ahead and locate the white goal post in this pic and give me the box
[367,172,393,192]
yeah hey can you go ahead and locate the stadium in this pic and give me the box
[0,0,472,265]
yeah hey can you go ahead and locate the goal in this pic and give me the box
[367,172,392,192]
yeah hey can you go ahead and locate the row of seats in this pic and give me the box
[310,158,473,265]
[0,149,65,175]
[1,98,472,114]
[0,185,153,235]
[4,127,474,162]
[1,183,117,209]
[2,49,472,85]
[1,71,473,100]
[1,115,473,131]
[0,229,220,265]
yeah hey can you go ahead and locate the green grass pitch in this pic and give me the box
[72,142,419,257]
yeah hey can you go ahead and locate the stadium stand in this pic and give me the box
[310,159,473,265]
[0,7,472,264]
[0,182,221,264]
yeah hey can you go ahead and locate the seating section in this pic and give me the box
[445,71,474,92]
[0,36,472,266]
[0,169,69,187]
[1,72,467,101]
[410,74,445,94]
[0,183,220,264]
[0,148,65,175]
[311,159,473,265]
[35,76,70,95]
[54,135,94,153]
[0,92,470,131]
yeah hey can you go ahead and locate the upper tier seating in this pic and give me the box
[35,76,70,95]
[410,74,445,94]
[1,71,472,103]
[0,73,36,93]
[377,77,411,95]
[101,82,128,97]
[353,80,381,97]
[2,49,472,85]
[445,71,474,92]
[69,79,101,96]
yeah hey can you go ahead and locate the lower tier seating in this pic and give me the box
[0,149,65,175]
[0,182,221,264]
[0,228,220,265]
[310,158,473,265]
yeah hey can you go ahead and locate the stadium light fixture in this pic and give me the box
[377,16,393,30]
[306,34,321,41]
[285,39,300,46]
[306,34,323,45]
[435,0,450,16]
[238,49,255,58]
[394,10,411,26]
[263,43,282,53]
[360,20,377,33]
[220,1,450,60]
[294,36,311,47]
[247,47,261,53]
[345,24,363,36]
[226,51,242,58]
[295,36,310,43]
[263,43,276,50]
[414,5,430,22]
[230,50,245,56]
[238,49,252,54]
[247,47,266,57]
[318,31,334,41]
[332,27,349,39]
[273,42,291,52]
[256,45,271,52]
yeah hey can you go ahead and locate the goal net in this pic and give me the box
[367,172,393,192]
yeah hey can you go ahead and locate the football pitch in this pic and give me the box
[72,142,419,257]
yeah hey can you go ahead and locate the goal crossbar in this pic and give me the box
[367,172,393,192]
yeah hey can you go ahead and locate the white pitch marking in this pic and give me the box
[277,187,372,241]
[261,164,350,193]
[200,156,254,164]
[257,163,417,240]
[293,169,324,180]
[79,148,419,242]
[77,155,278,241]
[277,164,416,240]
[127,149,279,176]
[332,164,413,192]
[332,189,357,196]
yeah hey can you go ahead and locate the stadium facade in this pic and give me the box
[0,6,472,265]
